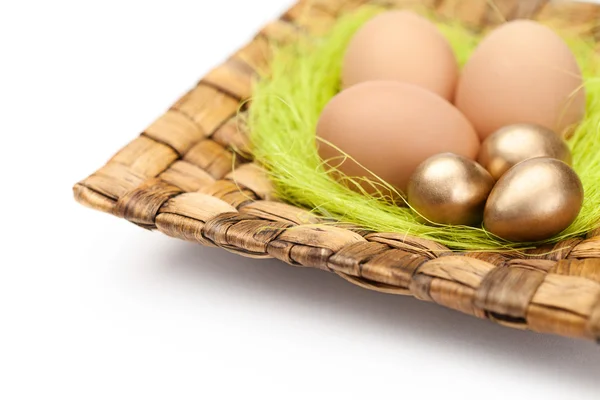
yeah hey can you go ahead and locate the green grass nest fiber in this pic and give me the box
[249,7,600,250]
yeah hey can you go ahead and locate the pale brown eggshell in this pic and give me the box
[456,20,586,139]
[342,11,458,100]
[316,81,480,194]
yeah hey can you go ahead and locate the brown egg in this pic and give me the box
[484,158,583,242]
[478,123,572,180]
[456,20,586,139]
[407,153,495,226]
[316,81,480,194]
[342,11,458,100]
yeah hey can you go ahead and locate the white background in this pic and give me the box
[1,1,599,399]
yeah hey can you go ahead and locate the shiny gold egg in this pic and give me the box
[407,153,495,226]
[484,157,583,242]
[478,123,572,180]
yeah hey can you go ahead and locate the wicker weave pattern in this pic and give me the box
[74,0,600,341]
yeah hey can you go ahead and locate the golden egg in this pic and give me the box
[407,153,495,226]
[478,123,572,180]
[484,157,583,242]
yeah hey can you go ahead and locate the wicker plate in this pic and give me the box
[74,0,600,342]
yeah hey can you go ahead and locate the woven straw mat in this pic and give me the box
[74,0,600,342]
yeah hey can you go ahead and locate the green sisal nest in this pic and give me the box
[249,6,600,251]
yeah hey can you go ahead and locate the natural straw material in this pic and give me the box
[75,0,600,342]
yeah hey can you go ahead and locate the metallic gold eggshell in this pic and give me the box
[407,153,495,226]
[484,157,583,242]
[478,123,572,180]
